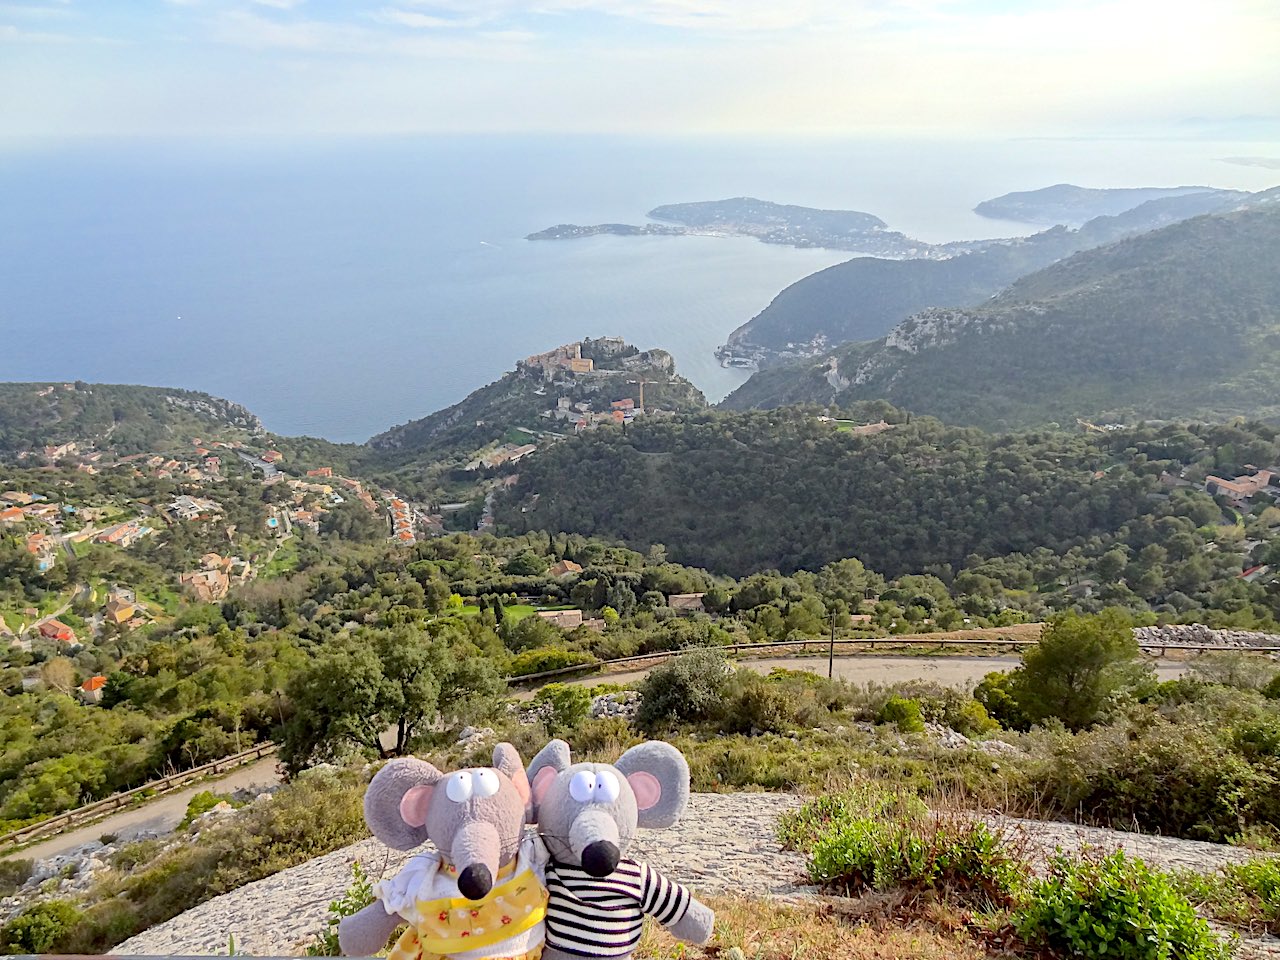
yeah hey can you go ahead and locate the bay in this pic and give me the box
[1,134,1275,442]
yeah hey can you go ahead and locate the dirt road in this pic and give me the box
[572,653,1189,690]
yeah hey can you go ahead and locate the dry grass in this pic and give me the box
[634,895,998,960]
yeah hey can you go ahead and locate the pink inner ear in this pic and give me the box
[509,764,532,806]
[628,771,662,811]
[400,784,433,828]
[531,766,558,805]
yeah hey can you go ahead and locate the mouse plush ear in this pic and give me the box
[493,742,532,820]
[615,741,690,829]
[365,757,444,850]
[526,739,572,819]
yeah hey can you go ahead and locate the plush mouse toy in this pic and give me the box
[338,743,548,960]
[526,739,714,960]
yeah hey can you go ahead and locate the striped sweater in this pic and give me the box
[544,858,693,958]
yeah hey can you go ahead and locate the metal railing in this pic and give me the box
[508,635,1280,684]
[0,742,277,850]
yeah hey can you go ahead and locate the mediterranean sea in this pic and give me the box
[2,134,1276,442]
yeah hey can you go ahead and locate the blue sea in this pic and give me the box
[1,135,1277,442]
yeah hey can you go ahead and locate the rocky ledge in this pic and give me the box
[111,792,1280,958]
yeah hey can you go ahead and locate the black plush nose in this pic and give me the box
[457,864,493,900]
[582,840,620,878]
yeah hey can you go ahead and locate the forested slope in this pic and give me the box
[495,409,1272,578]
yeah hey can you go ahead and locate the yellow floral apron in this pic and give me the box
[385,859,548,960]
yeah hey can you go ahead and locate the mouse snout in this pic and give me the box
[582,840,620,877]
[457,863,493,900]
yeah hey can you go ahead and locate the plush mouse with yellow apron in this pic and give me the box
[339,743,549,960]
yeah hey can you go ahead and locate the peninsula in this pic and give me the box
[526,196,944,257]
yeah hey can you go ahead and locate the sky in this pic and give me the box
[0,0,1278,140]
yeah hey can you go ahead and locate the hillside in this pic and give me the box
[0,382,262,456]
[759,203,1280,429]
[494,408,1280,579]
[974,183,1218,225]
[716,187,1250,367]
[368,337,706,460]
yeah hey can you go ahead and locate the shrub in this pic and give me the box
[1175,857,1280,935]
[778,784,927,852]
[634,649,730,731]
[0,899,85,953]
[976,670,1030,730]
[507,647,597,677]
[877,697,925,733]
[182,790,241,826]
[1026,714,1279,842]
[788,784,1023,909]
[531,683,592,734]
[70,767,368,951]
[1265,672,1280,700]
[718,674,795,734]
[1016,851,1229,960]
[0,858,33,897]
[306,862,376,955]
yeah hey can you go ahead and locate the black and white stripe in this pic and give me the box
[544,858,692,957]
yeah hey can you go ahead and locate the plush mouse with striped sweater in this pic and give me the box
[525,740,714,960]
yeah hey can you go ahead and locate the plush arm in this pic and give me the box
[665,897,714,945]
[638,865,715,945]
[338,900,404,956]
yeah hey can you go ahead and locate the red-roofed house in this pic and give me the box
[79,675,108,704]
[39,619,77,644]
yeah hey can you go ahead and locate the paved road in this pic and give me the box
[3,758,282,862]
[571,653,1190,690]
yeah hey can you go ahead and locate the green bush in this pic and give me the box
[877,696,925,733]
[975,670,1030,730]
[306,862,376,955]
[65,767,368,952]
[1264,672,1280,700]
[778,784,927,852]
[1176,856,1280,935]
[0,899,85,953]
[720,674,795,734]
[635,649,730,731]
[792,786,1022,909]
[0,858,33,898]
[1026,714,1280,842]
[531,683,592,734]
[1016,851,1229,960]
[182,790,242,826]
[507,647,597,677]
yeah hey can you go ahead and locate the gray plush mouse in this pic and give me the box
[526,739,714,960]
[338,743,548,960]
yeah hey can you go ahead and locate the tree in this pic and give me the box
[1010,609,1152,730]
[38,658,76,695]
[280,627,504,773]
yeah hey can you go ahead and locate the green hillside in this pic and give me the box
[0,382,263,455]
[495,407,1279,579]
[835,203,1280,428]
[717,188,1249,366]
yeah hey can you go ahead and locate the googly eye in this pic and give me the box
[446,771,473,803]
[569,770,597,803]
[472,770,500,798]
[593,770,621,803]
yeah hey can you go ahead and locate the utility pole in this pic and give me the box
[828,607,836,679]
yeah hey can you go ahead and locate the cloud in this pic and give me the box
[374,7,491,29]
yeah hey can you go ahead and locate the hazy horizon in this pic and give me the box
[1,1,1277,142]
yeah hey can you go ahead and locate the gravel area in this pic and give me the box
[114,793,1278,958]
